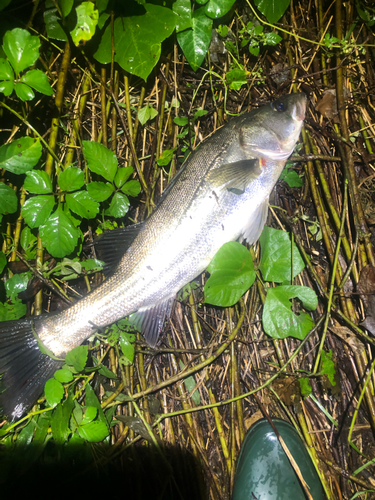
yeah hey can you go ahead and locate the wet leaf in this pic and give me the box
[81,406,97,425]
[15,82,35,101]
[114,167,133,188]
[3,28,40,74]
[54,368,74,383]
[254,0,290,24]
[177,7,212,71]
[105,192,130,218]
[5,272,31,300]
[0,183,17,215]
[44,6,68,41]
[70,1,99,46]
[0,137,42,175]
[0,57,14,80]
[121,180,141,197]
[51,395,74,444]
[173,0,193,32]
[66,191,99,219]
[83,140,118,182]
[20,69,53,95]
[45,378,64,407]
[87,181,114,202]
[65,345,88,372]
[22,195,55,228]
[24,170,53,194]
[205,0,236,19]
[39,207,79,257]
[119,331,135,365]
[78,421,109,442]
[0,298,26,321]
[58,166,85,192]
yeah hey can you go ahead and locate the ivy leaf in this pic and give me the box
[204,241,256,307]
[121,180,141,197]
[78,421,109,442]
[105,192,130,218]
[86,181,114,202]
[83,140,118,182]
[20,69,54,95]
[39,207,80,257]
[205,0,236,19]
[70,1,99,46]
[262,285,318,340]
[0,182,17,215]
[15,82,35,101]
[114,166,133,189]
[0,298,26,321]
[58,166,85,192]
[22,195,55,228]
[173,0,193,32]
[259,227,305,283]
[177,7,212,71]
[3,28,40,74]
[137,104,158,125]
[66,191,100,219]
[0,137,42,175]
[45,378,64,407]
[54,368,74,383]
[65,345,88,372]
[24,171,53,194]
[254,0,290,24]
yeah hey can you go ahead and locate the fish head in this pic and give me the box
[239,93,307,161]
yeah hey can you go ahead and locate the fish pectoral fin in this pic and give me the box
[206,159,262,193]
[128,297,174,348]
[241,196,269,245]
[94,222,144,275]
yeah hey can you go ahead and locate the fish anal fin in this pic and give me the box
[241,196,269,245]
[129,298,174,348]
[207,159,262,193]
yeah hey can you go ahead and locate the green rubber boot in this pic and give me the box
[232,419,325,500]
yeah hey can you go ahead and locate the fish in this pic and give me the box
[0,93,306,420]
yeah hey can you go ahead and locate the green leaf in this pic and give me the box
[173,0,193,32]
[264,32,282,46]
[204,241,256,307]
[0,251,6,274]
[249,45,260,57]
[70,1,99,46]
[83,140,118,182]
[24,171,53,194]
[320,350,336,386]
[193,109,208,120]
[39,207,80,257]
[119,331,135,366]
[22,195,55,229]
[254,0,290,24]
[44,8,68,42]
[78,420,109,442]
[226,68,247,90]
[65,345,88,372]
[137,104,158,125]
[14,82,35,101]
[0,182,17,215]
[20,69,54,95]
[177,7,213,71]
[20,226,37,259]
[179,360,200,405]
[66,191,99,219]
[5,272,30,300]
[0,137,42,175]
[81,406,97,425]
[54,368,74,383]
[121,180,141,197]
[61,0,74,17]
[3,28,40,74]
[58,166,85,192]
[0,57,14,80]
[94,4,178,80]
[98,364,117,379]
[114,166,133,189]
[0,79,14,96]
[85,383,108,426]
[280,167,303,187]
[299,377,312,398]
[50,395,74,444]
[0,298,26,321]
[45,378,64,407]
[259,227,305,283]
[205,0,236,19]
[173,116,189,126]
[262,285,317,340]
[105,192,130,218]
[87,181,114,202]
[157,148,176,166]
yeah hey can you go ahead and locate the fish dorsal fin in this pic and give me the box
[128,297,174,347]
[241,196,269,245]
[207,159,262,194]
[94,222,144,275]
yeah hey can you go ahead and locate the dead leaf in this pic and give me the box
[329,325,365,354]
[316,89,337,119]
[357,265,375,307]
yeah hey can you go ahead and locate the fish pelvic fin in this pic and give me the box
[241,196,269,245]
[0,317,62,421]
[129,298,174,348]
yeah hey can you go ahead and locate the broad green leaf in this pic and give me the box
[22,195,55,228]
[205,241,256,307]
[4,272,30,300]
[15,82,35,101]
[173,0,193,32]
[70,1,99,46]
[157,148,176,166]
[0,298,26,321]
[66,191,99,219]
[179,360,200,405]
[121,180,141,197]
[0,0,12,12]
[98,364,117,379]
[33,413,51,444]
[264,32,282,46]
[0,57,14,80]
[24,170,53,194]
[20,69,54,95]
[280,168,303,187]
[65,345,88,372]
[262,285,317,340]
[44,8,68,41]
[60,0,74,17]
[58,166,85,192]
[0,79,14,96]
[105,192,130,218]
[205,0,236,19]
[83,140,118,182]
[94,4,178,80]
[81,406,97,425]
[0,251,6,274]
[299,377,312,398]
[78,420,109,442]
[119,331,135,366]
[20,226,37,259]
[39,207,80,257]
[45,378,64,407]
[3,28,40,74]
[174,116,188,126]
[114,166,133,188]
[85,383,108,426]
[0,137,42,174]
[259,227,305,283]
[0,182,17,214]
[226,68,247,90]
[50,395,74,445]
[87,181,114,202]
[320,350,336,386]
[254,0,290,24]
[137,104,158,125]
[177,7,213,71]
[54,368,74,383]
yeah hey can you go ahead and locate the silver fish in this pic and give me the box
[0,93,306,419]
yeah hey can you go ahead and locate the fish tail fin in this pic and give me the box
[0,317,62,421]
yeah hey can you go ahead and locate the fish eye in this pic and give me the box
[271,101,287,112]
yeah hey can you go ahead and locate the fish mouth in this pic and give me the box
[291,94,307,122]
